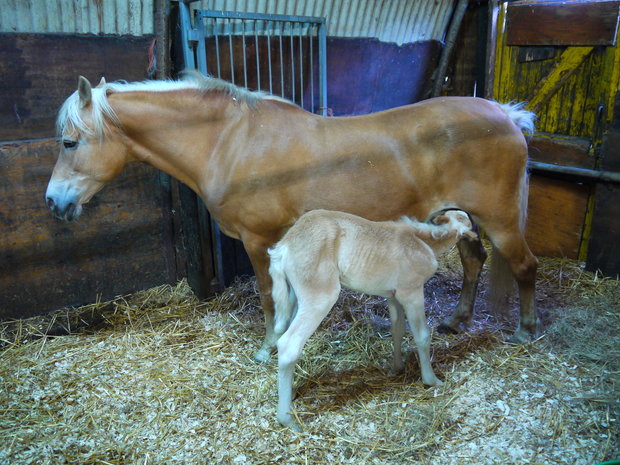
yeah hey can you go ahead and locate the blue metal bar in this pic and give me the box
[279,21,285,97]
[196,11,208,74]
[241,20,248,88]
[213,18,221,78]
[227,18,235,84]
[179,2,196,69]
[254,20,261,91]
[310,24,314,113]
[202,9,326,24]
[266,25,273,94]
[299,24,304,109]
[318,21,328,116]
[289,22,295,104]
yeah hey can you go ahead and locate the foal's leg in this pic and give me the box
[242,237,279,362]
[387,298,406,374]
[398,287,442,386]
[277,284,340,428]
[438,235,487,334]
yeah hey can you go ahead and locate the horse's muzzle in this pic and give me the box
[46,196,79,221]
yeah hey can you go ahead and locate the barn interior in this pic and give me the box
[0,1,618,464]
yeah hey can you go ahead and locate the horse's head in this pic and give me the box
[46,76,130,220]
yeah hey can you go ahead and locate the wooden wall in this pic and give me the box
[0,33,183,320]
[490,1,620,263]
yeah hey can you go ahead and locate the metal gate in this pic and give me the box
[179,1,327,114]
[178,0,328,290]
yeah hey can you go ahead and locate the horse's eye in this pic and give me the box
[63,140,78,149]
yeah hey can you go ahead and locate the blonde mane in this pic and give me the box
[56,70,294,140]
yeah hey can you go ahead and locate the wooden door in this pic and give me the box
[492,0,620,263]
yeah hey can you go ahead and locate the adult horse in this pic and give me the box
[46,72,538,361]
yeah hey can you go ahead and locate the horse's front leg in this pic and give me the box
[438,234,487,333]
[242,236,279,362]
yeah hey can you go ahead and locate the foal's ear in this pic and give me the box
[77,75,92,108]
[96,77,107,88]
[463,230,479,241]
[432,214,450,225]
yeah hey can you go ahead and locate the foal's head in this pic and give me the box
[432,210,478,241]
[46,76,130,220]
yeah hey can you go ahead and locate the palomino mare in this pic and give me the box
[46,72,538,361]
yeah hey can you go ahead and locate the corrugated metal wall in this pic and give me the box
[195,0,454,44]
[0,0,455,45]
[0,0,154,35]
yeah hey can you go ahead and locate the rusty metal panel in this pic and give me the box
[0,0,154,35]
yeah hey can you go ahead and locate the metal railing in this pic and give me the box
[180,2,328,115]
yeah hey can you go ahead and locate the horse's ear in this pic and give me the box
[77,75,92,108]
[96,77,106,88]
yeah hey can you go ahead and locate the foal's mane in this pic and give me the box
[57,70,293,140]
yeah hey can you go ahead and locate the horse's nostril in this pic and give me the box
[66,203,76,220]
[46,197,55,209]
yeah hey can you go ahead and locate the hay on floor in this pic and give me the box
[0,247,618,465]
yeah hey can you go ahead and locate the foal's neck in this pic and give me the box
[416,229,459,257]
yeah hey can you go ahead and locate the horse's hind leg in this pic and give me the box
[438,234,487,334]
[493,233,538,343]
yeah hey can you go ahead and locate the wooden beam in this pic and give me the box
[507,1,620,46]
[525,47,594,114]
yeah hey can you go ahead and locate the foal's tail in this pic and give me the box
[268,243,296,334]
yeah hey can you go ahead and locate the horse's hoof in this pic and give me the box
[436,321,459,334]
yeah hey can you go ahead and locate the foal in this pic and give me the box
[268,209,478,428]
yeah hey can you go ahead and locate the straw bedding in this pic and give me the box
[1,247,618,464]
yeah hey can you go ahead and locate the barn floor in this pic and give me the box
[1,247,618,465]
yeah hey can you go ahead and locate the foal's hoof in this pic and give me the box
[254,348,272,363]
[422,375,444,387]
[506,329,534,345]
[278,415,302,432]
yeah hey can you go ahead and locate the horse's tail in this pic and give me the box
[268,243,296,334]
[496,101,536,137]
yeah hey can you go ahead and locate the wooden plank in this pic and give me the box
[528,134,594,169]
[525,175,590,259]
[0,139,176,320]
[507,1,620,46]
[0,33,153,140]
